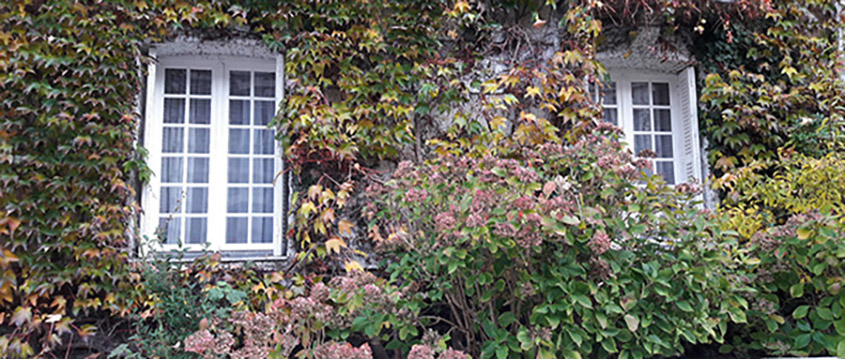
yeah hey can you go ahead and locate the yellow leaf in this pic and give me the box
[525,86,542,99]
[326,237,346,254]
[453,1,470,13]
[797,228,812,240]
[344,260,363,273]
[338,219,354,236]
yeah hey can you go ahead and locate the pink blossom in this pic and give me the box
[408,344,436,359]
[515,166,538,182]
[405,189,429,203]
[589,230,611,255]
[439,348,470,359]
[466,213,486,227]
[513,196,535,210]
[184,329,215,354]
[435,211,456,231]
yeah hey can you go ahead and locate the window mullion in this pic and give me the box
[207,62,228,250]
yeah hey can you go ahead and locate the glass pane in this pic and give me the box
[229,129,250,154]
[188,128,210,154]
[254,158,274,184]
[186,187,208,214]
[252,217,273,243]
[190,70,212,95]
[159,186,182,213]
[657,161,675,184]
[253,188,274,213]
[226,217,248,243]
[655,135,674,158]
[634,135,652,156]
[163,98,185,124]
[165,69,186,94]
[186,218,207,244]
[162,127,184,153]
[227,188,249,213]
[601,82,617,105]
[229,100,250,125]
[655,109,672,132]
[189,99,211,124]
[254,100,275,126]
[158,217,181,244]
[161,157,183,183]
[254,72,275,98]
[589,83,598,102]
[652,83,670,106]
[603,108,618,126]
[633,109,651,131]
[187,158,209,183]
[631,82,649,105]
[230,71,251,96]
[228,158,249,183]
[254,129,275,155]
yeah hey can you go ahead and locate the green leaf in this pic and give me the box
[816,307,833,321]
[793,305,809,319]
[601,337,618,353]
[835,318,845,335]
[790,282,804,298]
[794,333,812,349]
[498,312,517,327]
[573,294,592,308]
[624,314,639,332]
[676,301,693,312]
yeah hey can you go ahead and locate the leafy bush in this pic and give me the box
[736,212,845,357]
[715,150,845,356]
[110,251,251,359]
[367,125,747,358]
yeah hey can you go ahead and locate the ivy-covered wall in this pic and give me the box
[0,0,842,357]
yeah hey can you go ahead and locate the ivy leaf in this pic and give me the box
[325,237,346,254]
[11,306,32,327]
[338,219,354,236]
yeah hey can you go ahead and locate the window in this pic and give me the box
[592,68,702,185]
[142,45,287,257]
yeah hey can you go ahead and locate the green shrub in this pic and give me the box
[367,126,748,359]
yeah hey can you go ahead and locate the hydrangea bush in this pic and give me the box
[367,125,749,358]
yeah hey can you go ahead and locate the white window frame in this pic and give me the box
[141,45,287,257]
[602,68,701,185]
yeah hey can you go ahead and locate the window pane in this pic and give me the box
[656,162,675,184]
[655,109,672,131]
[633,109,651,131]
[229,100,250,125]
[254,129,275,155]
[230,71,251,96]
[189,99,211,124]
[190,70,212,95]
[188,128,210,154]
[229,129,250,154]
[186,218,207,244]
[161,157,183,183]
[186,187,208,214]
[634,135,652,156]
[655,135,674,158]
[652,83,670,106]
[158,217,181,244]
[162,127,184,153]
[226,217,248,243]
[253,158,274,184]
[164,98,185,124]
[159,186,182,213]
[187,158,209,183]
[603,108,618,126]
[165,69,186,94]
[252,217,273,243]
[254,72,275,98]
[631,82,649,105]
[601,82,617,105]
[227,188,249,213]
[228,158,249,183]
[253,188,274,213]
[254,100,275,126]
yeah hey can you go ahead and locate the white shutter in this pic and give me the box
[673,67,702,184]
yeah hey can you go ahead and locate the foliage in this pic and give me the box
[109,251,253,359]
[715,150,845,240]
[367,125,747,358]
[723,212,845,357]
[697,0,845,174]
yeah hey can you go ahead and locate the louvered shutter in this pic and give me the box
[673,67,702,184]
